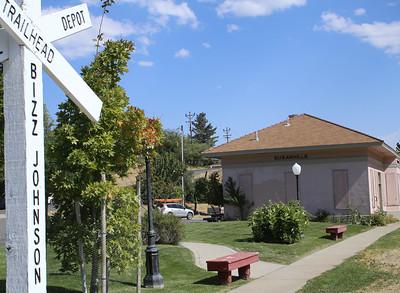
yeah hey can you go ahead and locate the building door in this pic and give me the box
[370,170,383,212]
[285,172,297,202]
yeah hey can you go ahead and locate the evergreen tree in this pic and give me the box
[192,112,217,146]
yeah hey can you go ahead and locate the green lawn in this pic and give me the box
[184,221,370,264]
[299,228,400,293]
[0,245,245,293]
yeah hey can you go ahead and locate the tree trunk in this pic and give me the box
[74,201,88,293]
[101,173,107,293]
[90,206,100,293]
[90,239,100,293]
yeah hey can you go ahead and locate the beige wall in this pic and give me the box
[222,152,373,219]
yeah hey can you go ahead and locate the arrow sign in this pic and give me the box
[0,0,102,122]
[0,28,8,62]
[0,4,92,64]
[38,4,92,42]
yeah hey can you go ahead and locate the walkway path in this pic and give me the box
[180,242,286,279]
[230,222,400,293]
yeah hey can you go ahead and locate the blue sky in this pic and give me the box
[40,0,400,147]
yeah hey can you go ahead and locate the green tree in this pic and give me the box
[48,40,155,292]
[146,152,185,198]
[207,172,224,207]
[194,177,208,213]
[157,129,212,166]
[224,177,250,220]
[192,112,218,146]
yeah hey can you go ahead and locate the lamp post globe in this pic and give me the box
[292,163,301,201]
[292,163,301,176]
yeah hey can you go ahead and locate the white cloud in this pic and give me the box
[202,42,211,48]
[54,14,157,59]
[227,23,240,32]
[44,5,160,59]
[317,12,400,56]
[174,48,190,58]
[217,0,306,17]
[138,60,155,67]
[136,36,155,55]
[84,0,199,28]
[354,8,366,16]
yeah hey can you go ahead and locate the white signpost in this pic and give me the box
[0,0,103,292]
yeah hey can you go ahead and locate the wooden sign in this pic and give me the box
[1,0,103,292]
[38,4,92,42]
[0,4,92,62]
[0,0,102,122]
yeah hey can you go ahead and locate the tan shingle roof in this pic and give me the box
[205,114,382,156]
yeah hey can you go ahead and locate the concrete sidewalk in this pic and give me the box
[181,242,286,279]
[230,222,400,293]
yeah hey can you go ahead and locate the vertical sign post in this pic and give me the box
[4,0,47,291]
[0,0,102,292]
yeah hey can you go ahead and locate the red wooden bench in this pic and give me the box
[206,252,259,285]
[326,224,347,240]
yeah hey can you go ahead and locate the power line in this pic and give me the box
[223,127,232,143]
[185,112,196,143]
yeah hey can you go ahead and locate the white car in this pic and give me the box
[159,203,194,220]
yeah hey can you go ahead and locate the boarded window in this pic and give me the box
[333,170,349,209]
[285,172,297,202]
[385,173,400,206]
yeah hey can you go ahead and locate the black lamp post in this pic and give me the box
[143,156,164,288]
[292,163,302,201]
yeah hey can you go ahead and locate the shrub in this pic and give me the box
[142,210,184,245]
[249,201,309,244]
[385,214,399,224]
[313,209,330,222]
[330,210,398,226]
[368,210,398,226]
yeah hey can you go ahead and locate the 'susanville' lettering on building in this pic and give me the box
[2,0,54,63]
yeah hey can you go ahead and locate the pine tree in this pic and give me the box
[192,112,217,146]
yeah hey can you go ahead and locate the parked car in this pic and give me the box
[159,203,194,220]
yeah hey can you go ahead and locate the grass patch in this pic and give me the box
[0,245,245,293]
[299,228,400,293]
[184,221,370,264]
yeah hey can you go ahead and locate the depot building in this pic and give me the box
[204,114,400,219]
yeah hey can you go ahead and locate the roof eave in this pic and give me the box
[203,142,381,158]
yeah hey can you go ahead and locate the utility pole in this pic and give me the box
[185,112,196,143]
[180,125,185,206]
[223,127,232,143]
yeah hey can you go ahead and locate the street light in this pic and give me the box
[292,163,302,201]
[143,156,164,288]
